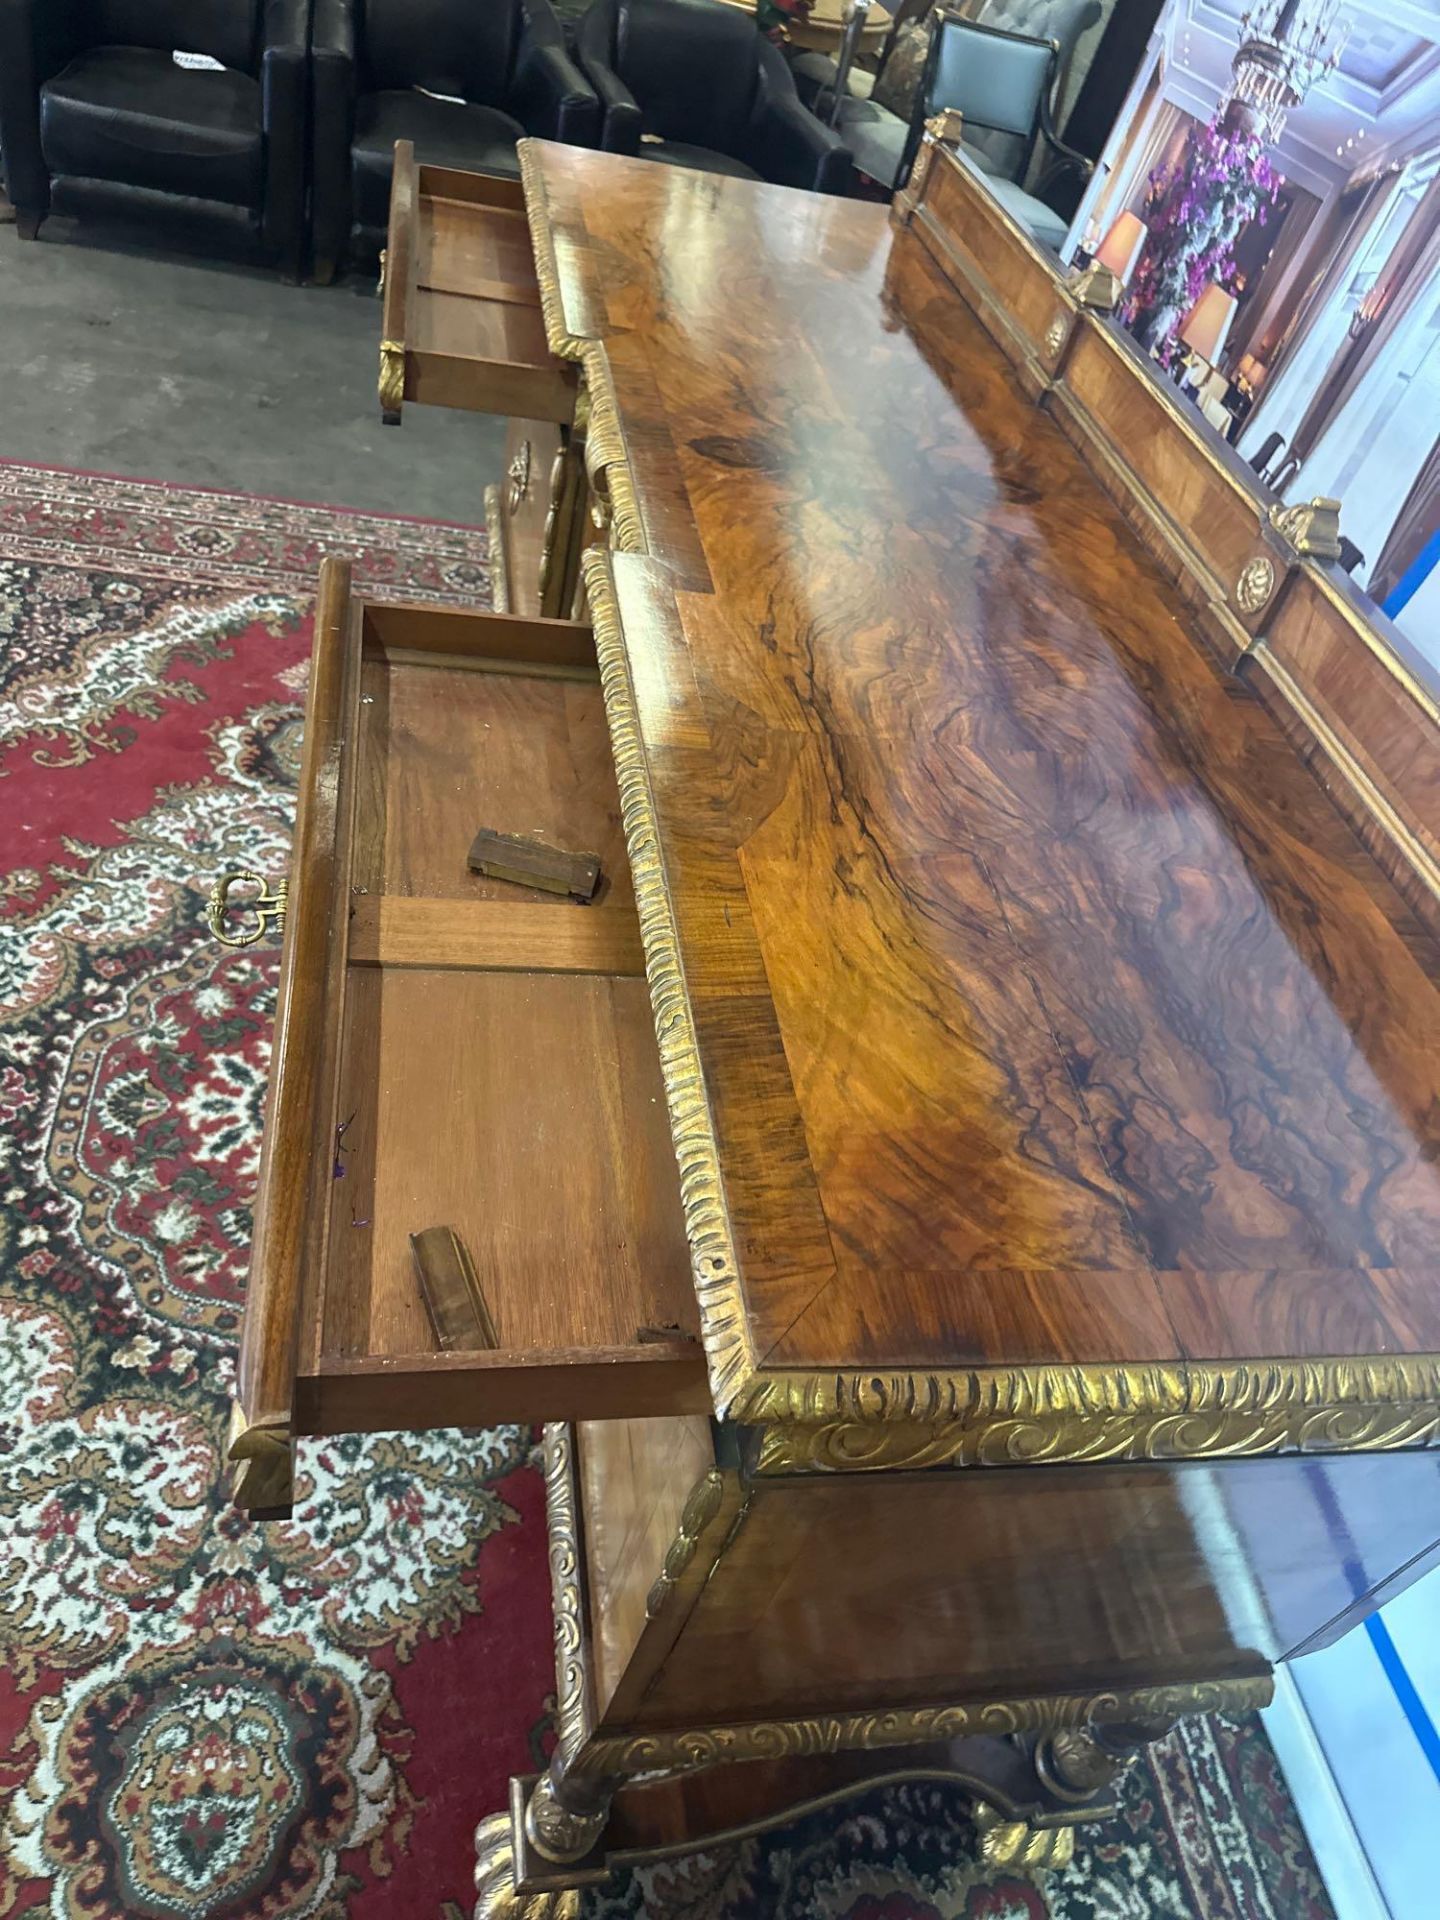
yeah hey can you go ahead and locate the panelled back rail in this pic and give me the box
[895,132,1440,936]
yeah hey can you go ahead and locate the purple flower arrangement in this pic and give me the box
[1124,119,1282,362]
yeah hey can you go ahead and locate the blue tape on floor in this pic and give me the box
[1365,1611,1440,1790]
[1303,1459,1440,1789]
[1381,528,1440,620]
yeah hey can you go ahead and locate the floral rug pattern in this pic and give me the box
[0,463,1335,1920]
[0,468,554,1919]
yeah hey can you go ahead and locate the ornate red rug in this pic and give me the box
[0,461,1336,1920]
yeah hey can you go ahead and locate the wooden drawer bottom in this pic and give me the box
[308,965,696,1431]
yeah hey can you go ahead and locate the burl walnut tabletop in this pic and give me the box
[519,142,1440,1446]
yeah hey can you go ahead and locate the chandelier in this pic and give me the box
[1222,0,1350,143]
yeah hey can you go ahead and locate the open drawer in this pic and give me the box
[227,561,707,1514]
[379,140,577,427]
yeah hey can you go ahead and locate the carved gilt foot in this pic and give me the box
[1036,1720,1169,1802]
[974,1801,1075,1870]
[473,1813,580,1920]
[524,1770,610,1864]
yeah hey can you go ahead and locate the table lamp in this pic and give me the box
[1179,284,1237,376]
[1097,212,1147,281]
[1070,211,1148,312]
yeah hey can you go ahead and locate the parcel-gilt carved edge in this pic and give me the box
[645,1470,726,1618]
[517,143,645,555]
[517,140,585,363]
[484,484,511,615]
[974,1803,1078,1870]
[377,339,405,420]
[581,549,753,1415]
[577,343,645,554]
[474,1810,580,1920]
[744,1361,1440,1472]
[542,1424,593,1768]
[565,1676,1273,1785]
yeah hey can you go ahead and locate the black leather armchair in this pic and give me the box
[576,0,851,194]
[0,0,308,275]
[309,0,599,282]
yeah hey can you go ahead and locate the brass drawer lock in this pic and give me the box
[207,870,288,947]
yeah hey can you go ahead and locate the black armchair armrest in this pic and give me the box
[261,0,308,277]
[263,0,308,59]
[309,0,358,284]
[512,0,600,147]
[0,0,82,226]
[575,4,642,156]
[746,46,852,196]
[311,0,357,63]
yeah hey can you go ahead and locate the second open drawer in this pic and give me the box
[379,140,577,426]
[228,561,706,1512]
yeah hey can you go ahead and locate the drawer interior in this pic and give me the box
[294,599,707,1435]
[384,150,577,424]
[351,644,634,912]
[326,969,686,1357]
[413,176,553,372]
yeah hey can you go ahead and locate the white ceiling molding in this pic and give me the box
[1164,0,1440,158]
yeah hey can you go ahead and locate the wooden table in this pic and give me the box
[714,0,893,55]
[226,132,1440,1917]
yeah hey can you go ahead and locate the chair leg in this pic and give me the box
[311,253,340,287]
[16,210,42,241]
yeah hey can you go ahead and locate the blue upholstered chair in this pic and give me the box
[836,5,1093,249]
[938,0,1099,179]
[796,0,1096,147]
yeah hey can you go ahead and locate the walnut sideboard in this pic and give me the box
[220,132,1440,1917]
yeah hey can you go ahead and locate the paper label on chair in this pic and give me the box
[174,51,225,70]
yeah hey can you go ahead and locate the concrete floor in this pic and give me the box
[0,215,504,520]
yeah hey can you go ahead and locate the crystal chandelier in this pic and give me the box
[1222,0,1350,143]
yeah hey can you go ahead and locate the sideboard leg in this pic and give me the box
[973,1801,1078,1869]
[523,1762,614,1865]
[975,1713,1176,1871]
[1035,1715,1176,1803]
[473,1763,618,1918]
[473,1807,581,1920]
